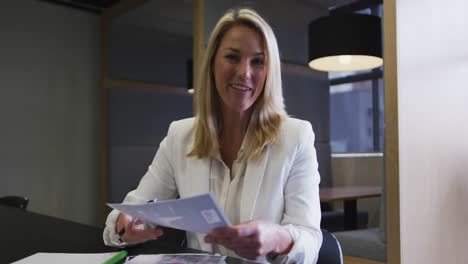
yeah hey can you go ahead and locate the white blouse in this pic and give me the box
[209,148,247,258]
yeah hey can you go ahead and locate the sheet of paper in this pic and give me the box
[126,253,226,264]
[108,193,231,234]
[12,252,118,264]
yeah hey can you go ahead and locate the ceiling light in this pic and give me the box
[308,14,383,72]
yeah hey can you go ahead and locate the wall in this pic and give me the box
[106,6,195,203]
[391,0,468,262]
[0,0,100,225]
[109,22,193,86]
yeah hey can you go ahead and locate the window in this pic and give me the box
[330,73,384,153]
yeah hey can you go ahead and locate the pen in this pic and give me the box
[116,199,157,242]
[102,250,128,264]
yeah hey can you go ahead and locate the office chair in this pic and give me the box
[317,229,343,264]
[0,196,29,210]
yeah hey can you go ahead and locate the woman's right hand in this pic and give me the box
[115,213,164,244]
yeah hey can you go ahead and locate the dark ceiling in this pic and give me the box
[43,0,380,14]
[42,0,121,13]
[68,0,120,8]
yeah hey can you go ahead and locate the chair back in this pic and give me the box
[0,196,29,210]
[318,229,343,264]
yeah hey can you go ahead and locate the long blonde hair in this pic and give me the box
[188,8,287,161]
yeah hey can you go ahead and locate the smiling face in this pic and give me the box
[213,24,267,115]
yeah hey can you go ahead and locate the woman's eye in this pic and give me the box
[225,54,239,62]
[252,58,265,66]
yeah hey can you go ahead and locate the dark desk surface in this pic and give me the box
[1,205,253,263]
[320,186,382,202]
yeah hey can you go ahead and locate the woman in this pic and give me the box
[103,8,322,263]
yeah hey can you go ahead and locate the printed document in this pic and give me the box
[126,253,226,264]
[108,193,231,234]
[12,252,118,264]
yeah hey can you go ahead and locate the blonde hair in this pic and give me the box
[188,8,287,161]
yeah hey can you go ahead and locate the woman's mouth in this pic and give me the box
[229,84,252,91]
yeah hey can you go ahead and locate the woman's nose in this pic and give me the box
[237,60,251,80]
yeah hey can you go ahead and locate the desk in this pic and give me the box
[320,186,382,230]
[0,205,254,263]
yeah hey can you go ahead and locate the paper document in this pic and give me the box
[12,252,118,264]
[126,253,226,264]
[108,193,231,234]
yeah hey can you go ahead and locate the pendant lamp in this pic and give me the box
[308,13,382,72]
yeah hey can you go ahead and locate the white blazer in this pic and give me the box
[104,117,322,263]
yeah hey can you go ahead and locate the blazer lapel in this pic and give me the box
[186,157,213,252]
[240,147,270,222]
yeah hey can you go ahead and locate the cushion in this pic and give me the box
[333,228,386,262]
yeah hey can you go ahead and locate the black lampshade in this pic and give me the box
[308,14,382,72]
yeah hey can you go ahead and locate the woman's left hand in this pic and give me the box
[204,220,293,260]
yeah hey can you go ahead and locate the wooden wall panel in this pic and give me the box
[383,0,400,263]
[391,0,468,263]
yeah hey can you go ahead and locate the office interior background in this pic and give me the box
[1,0,467,263]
